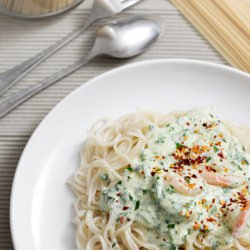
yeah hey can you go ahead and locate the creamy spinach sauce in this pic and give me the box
[99,109,250,249]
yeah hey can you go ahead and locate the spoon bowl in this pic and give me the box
[93,16,161,58]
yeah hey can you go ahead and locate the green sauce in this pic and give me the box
[100,109,250,249]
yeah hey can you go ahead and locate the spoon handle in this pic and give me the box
[0,15,96,97]
[0,53,95,119]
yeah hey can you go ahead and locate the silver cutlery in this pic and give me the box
[0,0,143,96]
[0,16,161,119]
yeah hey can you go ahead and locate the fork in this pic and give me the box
[0,0,142,96]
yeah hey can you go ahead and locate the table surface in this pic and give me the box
[0,0,227,249]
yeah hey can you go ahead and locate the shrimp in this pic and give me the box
[199,169,244,187]
[165,175,203,196]
[233,200,250,238]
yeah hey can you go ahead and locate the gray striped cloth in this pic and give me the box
[0,0,227,249]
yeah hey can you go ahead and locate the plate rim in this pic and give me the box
[10,58,250,249]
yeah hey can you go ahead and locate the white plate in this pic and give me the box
[10,59,250,250]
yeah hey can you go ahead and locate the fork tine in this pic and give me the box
[120,0,143,9]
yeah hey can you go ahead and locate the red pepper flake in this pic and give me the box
[120,217,124,224]
[207,217,216,222]
[183,159,191,166]
[116,193,121,197]
[206,166,216,172]
[203,123,213,129]
[199,170,203,174]
[122,206,129,211]
[212,198,215,203]
[202,198,207,204]
[186,122,190,126]
[193,222,200,230]
[218,152,224,159]
[191,174,197,178]
[196,156,204,164]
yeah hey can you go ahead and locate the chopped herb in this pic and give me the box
[168,224,175,229]
[107,196,115,202]
[206,157,211,163]
[236,164,242,171]
[159,161,164,166]
[149,125,154,130]
[184,176,191,183]
[142,189,148,194]
[135,200,140,210]
[169,244,176,250]
[166,185,175,194]
[166,124,170,128]
[209,114,214,118]
[99,174,109,181]
[140,153,146,162]
[127,176,132,181]
[117,181,122,185]
[243,158,249,165]
[155,136,165,144]
[112,242,116,248]
[127,166,134,172]
[212,241,219,250]
[129,194,133,200]
[213,146,219,153]
[176,142,184,149]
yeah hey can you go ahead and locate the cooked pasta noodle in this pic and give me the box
[70,108,250,250]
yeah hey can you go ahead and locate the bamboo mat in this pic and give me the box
[0,0,227,249]
[171,0,250,73]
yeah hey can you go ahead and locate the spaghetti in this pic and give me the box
[171,0,250,73]
[70,108,250,249]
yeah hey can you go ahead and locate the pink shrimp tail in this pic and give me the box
[200,170,244,187]
[200,171,229,187]
[233,200,250,238]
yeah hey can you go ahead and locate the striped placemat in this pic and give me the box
[0,0,227,248]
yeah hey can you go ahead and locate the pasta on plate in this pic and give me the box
[70,108,250,250]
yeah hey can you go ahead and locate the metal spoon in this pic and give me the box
[0,16,161,119]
